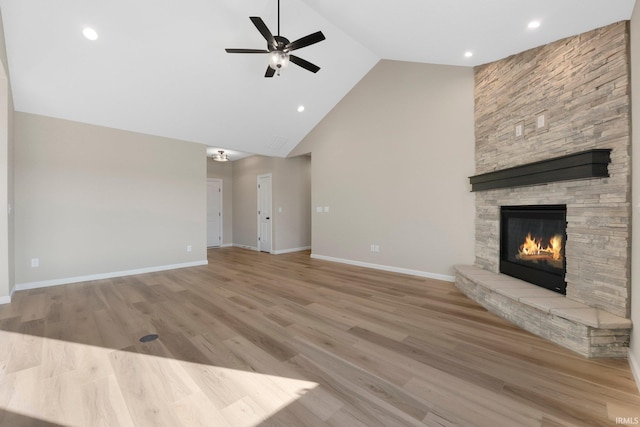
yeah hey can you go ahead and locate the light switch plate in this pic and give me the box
[536,109,549,132]
[515,121,524,139]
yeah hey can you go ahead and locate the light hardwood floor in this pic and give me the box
[1,247,639,426]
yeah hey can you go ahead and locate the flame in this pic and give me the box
[520,233,541,255]
[549,234,563,261]
[519,233,563,261]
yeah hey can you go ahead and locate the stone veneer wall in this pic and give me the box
[474,21,631,318]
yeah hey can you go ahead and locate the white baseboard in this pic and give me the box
[629,349,640,394]
[0,286,18,304]
[272,246,311,255]
[14,260,208,293]
[310,254,455,282]
[221,243,233,248]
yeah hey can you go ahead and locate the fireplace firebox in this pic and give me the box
[500,205,567,294]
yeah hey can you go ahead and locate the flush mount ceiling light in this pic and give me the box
[212,150,230,162]
[82,27,99,41]
[297,105,305,112]
[528,20,541,29]
[464,51,473,58]
[225,0,326,77]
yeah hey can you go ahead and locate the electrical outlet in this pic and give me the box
[31,258,39,268]
[187,245,192,253]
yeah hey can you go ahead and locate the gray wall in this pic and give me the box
[273,155,311,252]
[232,155,311,252]
[0,7,14,301]
[207,158,233,246]
[14,113,207,285]
[291,60,476,279]
[630,2,640,388]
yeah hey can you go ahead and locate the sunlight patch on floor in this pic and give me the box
[0,330,318,426]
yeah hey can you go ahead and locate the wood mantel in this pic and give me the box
[469,149,611,192]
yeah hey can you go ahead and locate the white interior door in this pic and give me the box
[257,174,272,253]
[207,179,222,247]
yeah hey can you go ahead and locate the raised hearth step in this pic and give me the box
[454,264,631,358]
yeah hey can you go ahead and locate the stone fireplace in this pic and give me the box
[454,21,632,357]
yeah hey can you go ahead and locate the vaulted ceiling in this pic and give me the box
[0,0,635,158]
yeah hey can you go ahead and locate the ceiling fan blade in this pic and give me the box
[225,48,269,54]
[265,66,276,78]
[250,17,276,49]
[289,55,320,73]
[285,31,325,52]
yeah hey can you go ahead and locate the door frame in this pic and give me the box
[207,178,223,248]
[257,173,272,253]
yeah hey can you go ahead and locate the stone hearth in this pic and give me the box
[455,265,630,357]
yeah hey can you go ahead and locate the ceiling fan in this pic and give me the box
[225,0,326,77]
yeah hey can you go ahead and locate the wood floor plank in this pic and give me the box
[0,247,638,426]
[108,350,185,427]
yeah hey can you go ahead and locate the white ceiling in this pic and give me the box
[0,0,636,158]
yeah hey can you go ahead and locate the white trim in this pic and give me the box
[310,254,455,282]
[257,173,273,253]
[272,246,312,255]
[14,260,208,292]
[629,350,640,394]
[220,243,233,248]
[1,286,19,304]
[207,178,223,248]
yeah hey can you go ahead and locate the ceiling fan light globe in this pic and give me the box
[269,51,289,71]
[213,150,229,162]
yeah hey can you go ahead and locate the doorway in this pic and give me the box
[207,179,222,247]
[257,174,272,253]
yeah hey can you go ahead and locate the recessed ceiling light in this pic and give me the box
[464,51,473,58]
[82,27,99,41]
[297,105,305,113]
[528,21,541,29]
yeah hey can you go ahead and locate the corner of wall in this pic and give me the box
[629,0,640,393]
[630,349,640,394]
[0,8,15,301]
